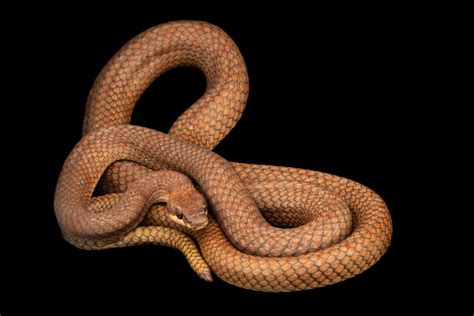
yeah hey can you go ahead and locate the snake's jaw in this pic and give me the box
[187,212,209,230]
[165,205,209,230]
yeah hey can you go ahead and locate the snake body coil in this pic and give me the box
[55,21,392,292]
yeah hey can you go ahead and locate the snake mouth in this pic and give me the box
[188,218,208,230]
[167,208,209,230]
[183,211,209,230]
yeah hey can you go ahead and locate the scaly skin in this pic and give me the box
[54,21,392,291]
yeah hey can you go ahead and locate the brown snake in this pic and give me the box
[54,21,392,292]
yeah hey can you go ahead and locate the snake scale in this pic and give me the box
[54,21,392,292]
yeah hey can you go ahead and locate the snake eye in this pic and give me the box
[175,210,184,219]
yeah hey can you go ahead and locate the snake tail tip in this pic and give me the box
[201,271,213,282]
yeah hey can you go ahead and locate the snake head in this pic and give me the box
[165,189,209,230]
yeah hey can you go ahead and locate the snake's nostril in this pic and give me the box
[175,210,184,219]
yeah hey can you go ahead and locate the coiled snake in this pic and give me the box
[54,21,392,292]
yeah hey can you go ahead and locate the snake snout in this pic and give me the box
[185,211,209,230]
[167,207,208,230]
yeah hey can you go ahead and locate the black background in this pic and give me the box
[3,3,463,314]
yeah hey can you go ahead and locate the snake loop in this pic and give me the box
[54,20,392,292]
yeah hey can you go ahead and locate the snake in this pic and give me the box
[54,20,392,292]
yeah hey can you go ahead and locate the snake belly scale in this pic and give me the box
[54,20,392,292]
